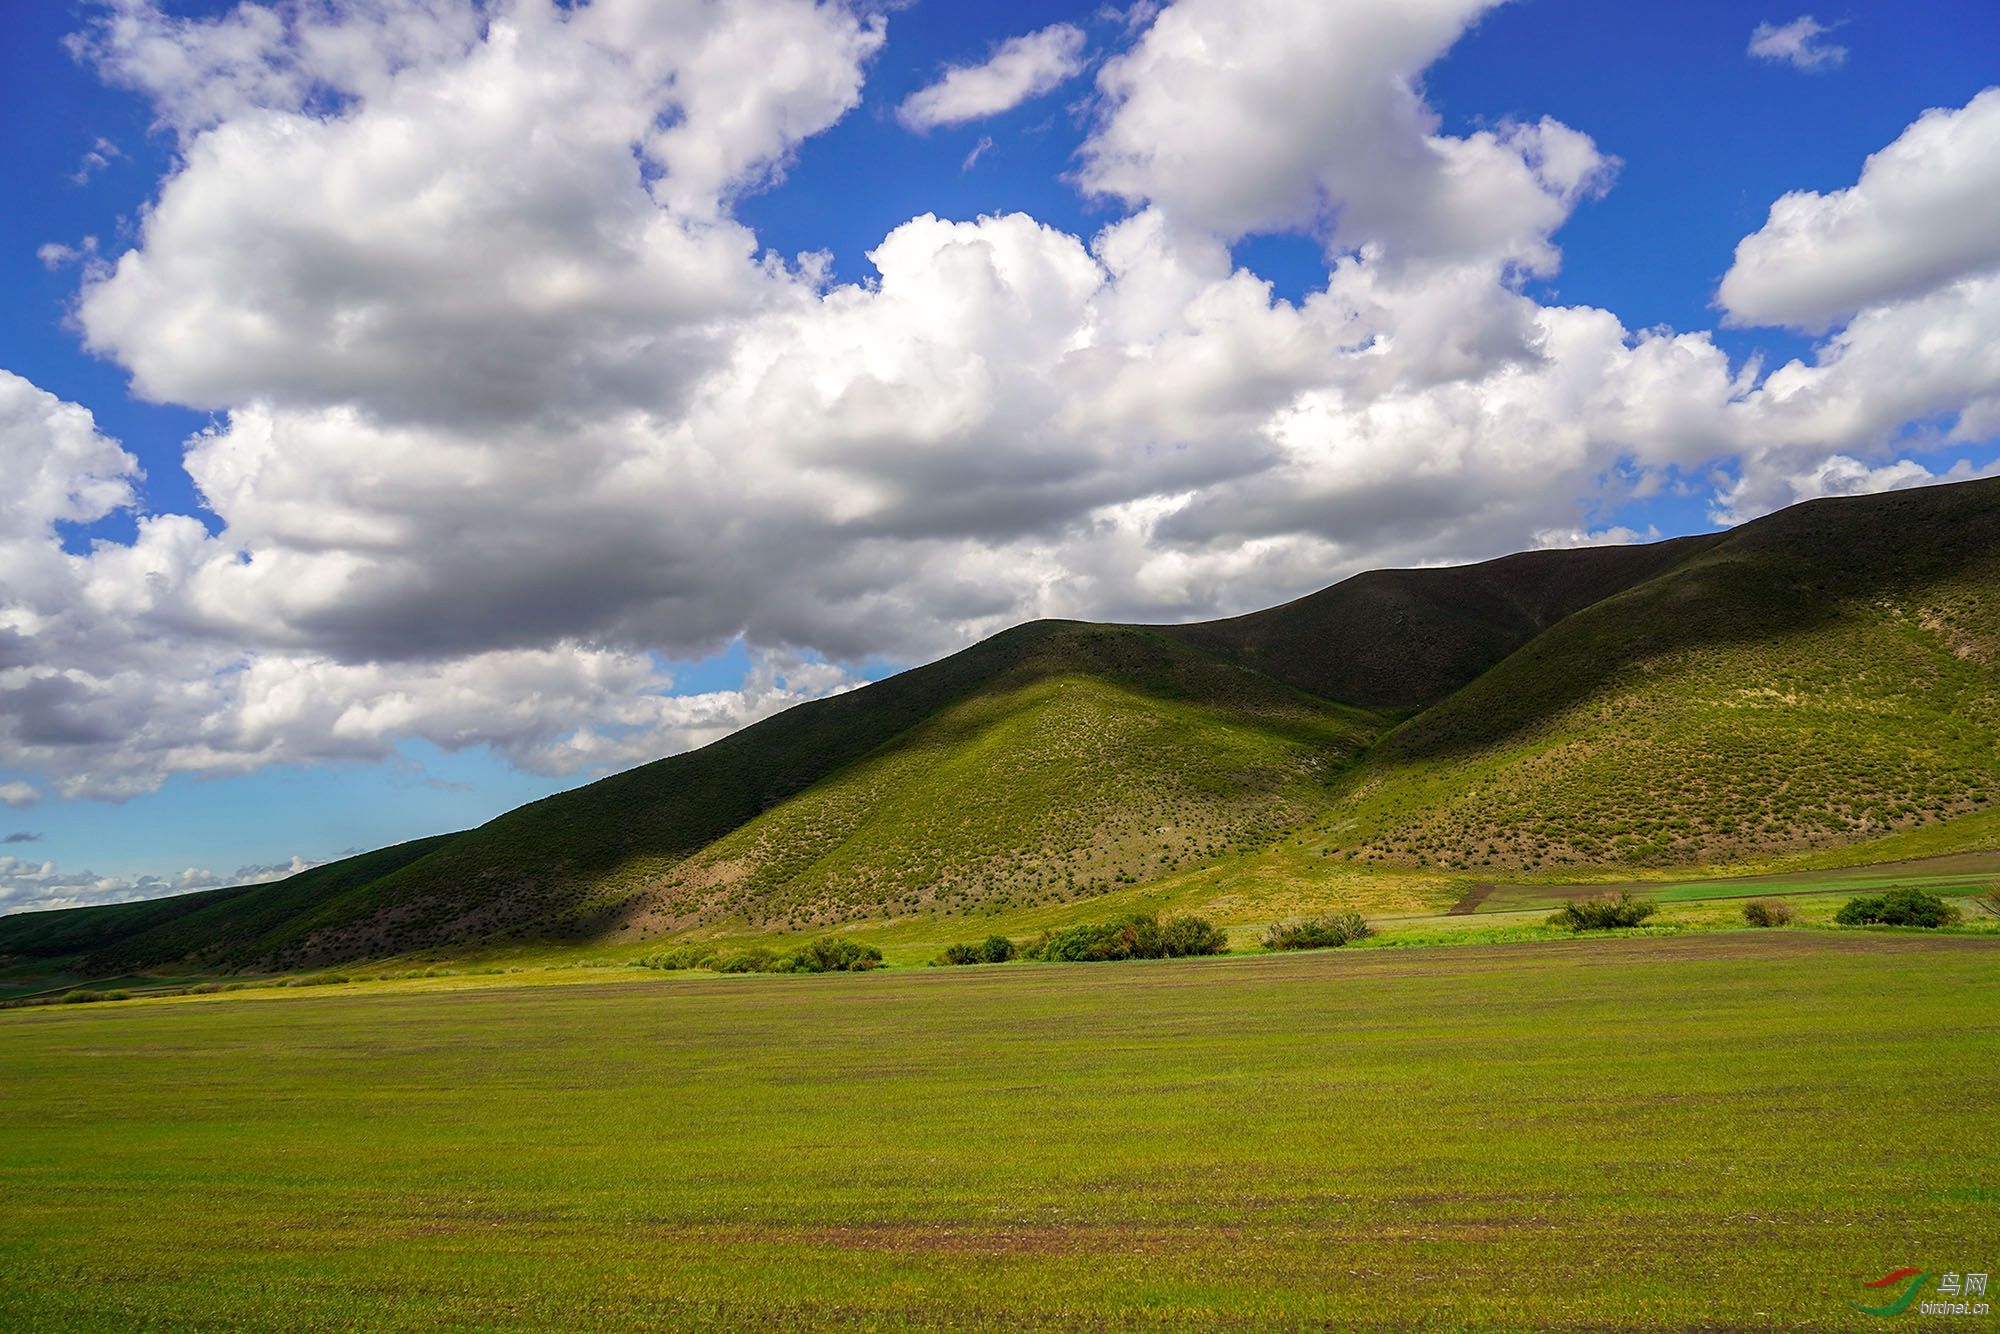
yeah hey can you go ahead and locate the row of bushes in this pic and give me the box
[1749,888,1964,928]
[639,936,883,974]
[932,913,1231,966]
[1024,913,1228,962]
[1550,887,1969,931]
[652,884,1982,977]
[1262,913,1373,950]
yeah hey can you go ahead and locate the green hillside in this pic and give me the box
[4,476,1998,974]
[1333,479,2000,871]
[637,626,1378,934]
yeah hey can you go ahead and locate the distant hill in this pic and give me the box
[5,476,1998,973]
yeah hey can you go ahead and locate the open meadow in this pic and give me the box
[3,931,1996,1330]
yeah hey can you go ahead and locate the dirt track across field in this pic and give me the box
[1445,882,1495,916]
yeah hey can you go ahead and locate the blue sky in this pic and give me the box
[2,0,1997,908]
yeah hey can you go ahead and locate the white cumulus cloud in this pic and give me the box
[1720,87,2000,332]
[0,782,43,809]
[897,23,1087,131]
[1748,15,1847,71]
[1076,0,1614,277]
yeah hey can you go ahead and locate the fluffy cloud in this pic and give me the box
[1720,88,2000,330]
[0,854,224,914]
[1076,0,1614,272]
[0,370,137,544]
[0,782,42,809]
[0,851,348,914]
[74,0,881,423]
[897,23,1087,131]
[1708,89,2000,515]
[1748,16,1847,71]
[4,0,1996,816]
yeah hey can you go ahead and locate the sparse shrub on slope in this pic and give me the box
[1548,892,1658,931]
[1024,913,1227,962]
[1741,899,1794,927]
[1834,888,1960,928]
[1263,913,1373,950]
[935,935,1017,966]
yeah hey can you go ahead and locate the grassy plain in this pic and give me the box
[3,932,1996,1330]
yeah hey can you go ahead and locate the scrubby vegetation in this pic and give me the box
[934,935,1018,966]
[1023,913,1228,962]
[639,937,883,974]
[1548,892,1659,932]
[1741,899,1794,927]
[1833,888,1961,928]
[1262,913,1373,950]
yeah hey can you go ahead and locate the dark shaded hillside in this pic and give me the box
[1158,533,1720,714]
[1387,478,2000,760]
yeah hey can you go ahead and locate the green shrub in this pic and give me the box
[934,934,1018,967]
[776,937,884,973]
[1834,888,1961,928]
[640,945,720,971]
[58,989,128,1004]
[1157,915,1229,957]
[1548,892,1658,931]
[1263,913,1373,950]
[650,938,885,974]
[1023,913,1226,963]
[713,948,778,973]
[1742,899,1794,927]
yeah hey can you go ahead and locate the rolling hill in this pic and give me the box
[5,476,1998,973]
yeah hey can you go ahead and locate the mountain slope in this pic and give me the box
[636,625,1377,934]
[1333,479,2000,870]
[5,476,1998,973]
[1158,532,1720,715]
[11,622,1381,971]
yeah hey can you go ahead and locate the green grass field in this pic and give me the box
[3,932,1996,1330]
